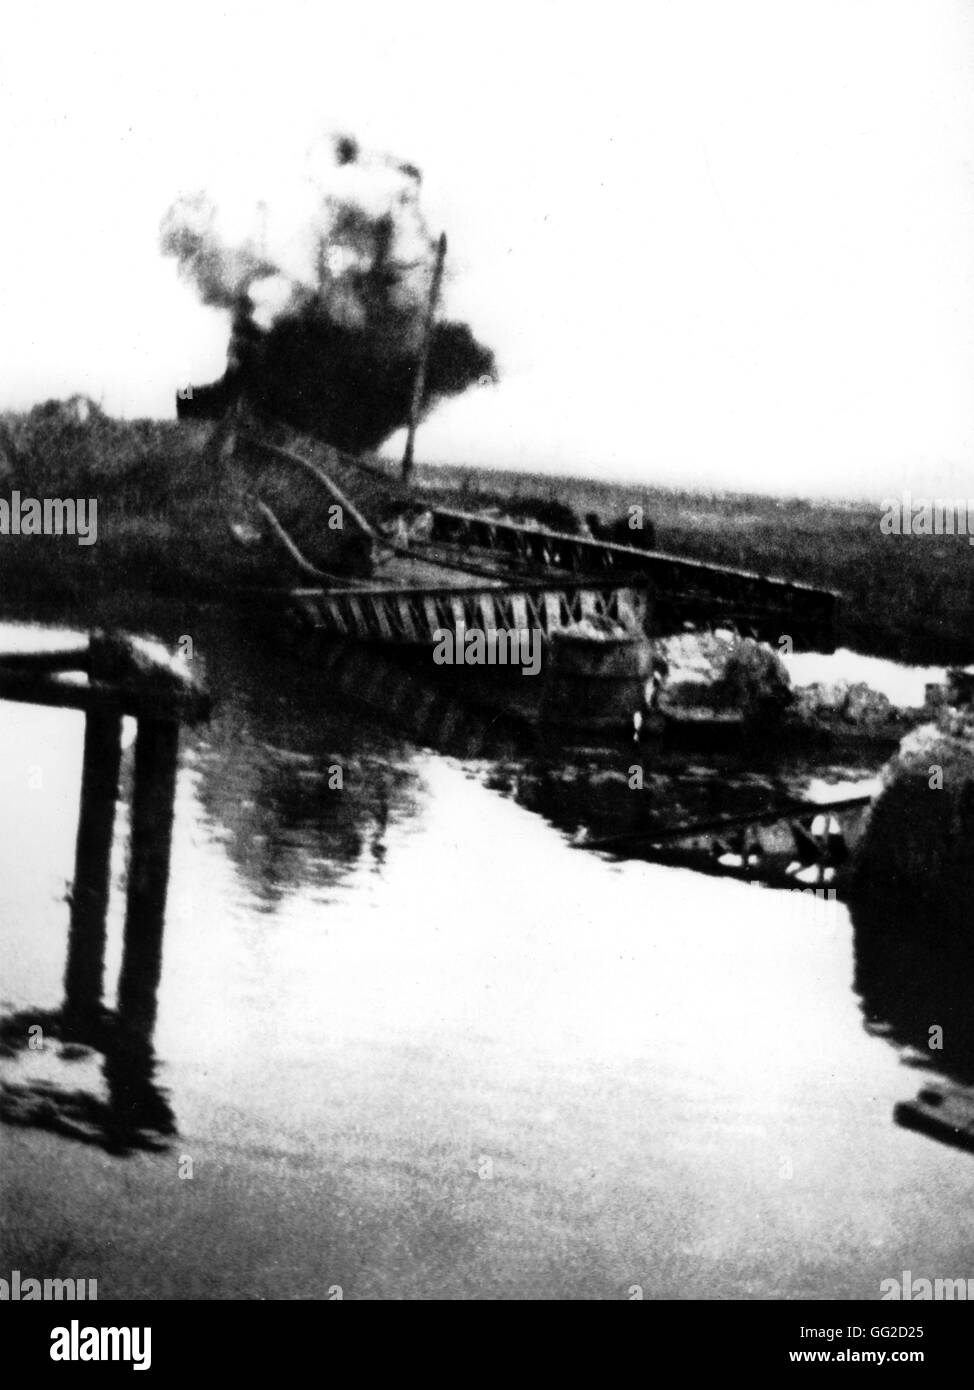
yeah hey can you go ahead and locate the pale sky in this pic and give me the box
[1,0,972,497]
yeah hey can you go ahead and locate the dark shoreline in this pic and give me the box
[2,400,972,668]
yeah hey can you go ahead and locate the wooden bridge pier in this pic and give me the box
[0,631,209,1043]
[115,716,182,1038]
[63,704,124,1031]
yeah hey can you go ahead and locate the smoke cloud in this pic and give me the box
[161,133,495,453]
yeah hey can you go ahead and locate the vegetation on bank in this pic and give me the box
[0,398,267,603]
[1,398,971,667]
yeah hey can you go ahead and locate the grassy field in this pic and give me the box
[420,463,974,667]
[1,398,971,667]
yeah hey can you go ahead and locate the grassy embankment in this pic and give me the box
[0,400,264,606]
[1,398,971,666]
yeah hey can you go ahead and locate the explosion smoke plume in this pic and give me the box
[161,134,495,453]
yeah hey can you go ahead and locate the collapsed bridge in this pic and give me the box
[223,427,838,654]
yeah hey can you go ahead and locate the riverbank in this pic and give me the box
[3,398,972,666]
[0,400,268,605]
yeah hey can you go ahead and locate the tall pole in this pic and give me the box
[402,232,447,486]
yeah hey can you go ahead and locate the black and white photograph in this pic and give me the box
[1,0,973,1342]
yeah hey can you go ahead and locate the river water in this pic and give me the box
[1,600,972,1300]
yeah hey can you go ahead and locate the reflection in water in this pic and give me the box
[494,753,801,851]
[0,1008,175,1156]
[196,620,974,1162]
[844,730,974,1152]
[851,893,974,1153]
[200,618,878,892]
[191,624,431,907]
[853,915,974,1086]
[4,596,972,1302]
[173,610,896,932]
[1,610,877,1164]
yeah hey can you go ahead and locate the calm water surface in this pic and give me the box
[1,600,972,1299]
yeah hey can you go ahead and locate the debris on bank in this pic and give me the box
[650,628,793,727]
[650,629,972,744]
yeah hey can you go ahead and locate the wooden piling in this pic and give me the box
[115,717,181,1040]
[63,644,124,1033]
[2,627,207,1048]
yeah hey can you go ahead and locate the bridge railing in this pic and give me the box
[427,507,838,651]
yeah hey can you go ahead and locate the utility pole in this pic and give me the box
[402,232,447,486]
